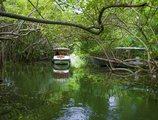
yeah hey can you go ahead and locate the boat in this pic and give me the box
[52,47,71,79]
[92,56,147,69]
[91,47,148,69]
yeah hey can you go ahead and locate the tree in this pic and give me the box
[1,0,158,74]
[0,2,148,35]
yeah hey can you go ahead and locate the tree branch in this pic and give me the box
[0,32,20,36]
[98,3,148,24]
[98,3,148,33]
[27,0,44,19]
[0,37,15,40]
[0,11,100,34]
[0,3,148,35]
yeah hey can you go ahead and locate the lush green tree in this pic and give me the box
[0,0,158,73]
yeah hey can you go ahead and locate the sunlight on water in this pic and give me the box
[56,98,91,120]
[108,96,117,110]
[107,96,120,120]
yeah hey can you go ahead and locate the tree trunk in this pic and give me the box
[0,42,4,67]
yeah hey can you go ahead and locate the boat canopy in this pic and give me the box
[115,47,146,50]
[53,48,70,52]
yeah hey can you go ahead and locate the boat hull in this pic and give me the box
[91,57,147,69]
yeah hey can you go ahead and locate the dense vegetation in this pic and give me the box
[0,0,158,73]
[1,1,158,119]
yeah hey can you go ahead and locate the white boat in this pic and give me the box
[52,48,71,79]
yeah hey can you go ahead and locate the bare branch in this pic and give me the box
[0,37,16,40]
[0,24,14,29]
[0,32,20,36]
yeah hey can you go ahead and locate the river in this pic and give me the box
[0,63,158,120]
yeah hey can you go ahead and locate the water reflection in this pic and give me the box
[52,69,70,80]
[107,96,120,120]
[57,98,91,120]
[108,96,117,111]
[0,78,14,87]
[0,63,158,120]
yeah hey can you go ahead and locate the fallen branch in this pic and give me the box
[112,67,134,74]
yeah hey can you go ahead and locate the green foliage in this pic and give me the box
[1,0,158,62]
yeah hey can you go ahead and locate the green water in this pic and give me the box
[0,63,158,120]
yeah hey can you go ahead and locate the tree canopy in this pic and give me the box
[0,0,148,34]
[1,0,158,73]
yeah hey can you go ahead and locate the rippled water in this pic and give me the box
[0,63,158,120]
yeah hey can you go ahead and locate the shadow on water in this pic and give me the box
[0,63,158,120]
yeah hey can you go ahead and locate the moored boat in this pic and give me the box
[91,47,148,69]
[91,56,147,69]
[52,48,71,79]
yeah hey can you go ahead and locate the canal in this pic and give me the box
[0,63,158,120]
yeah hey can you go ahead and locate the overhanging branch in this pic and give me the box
[0,11,99,34]
[98,3,148,33]
[0,3,148,35]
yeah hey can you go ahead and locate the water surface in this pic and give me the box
[0,63,158,120]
